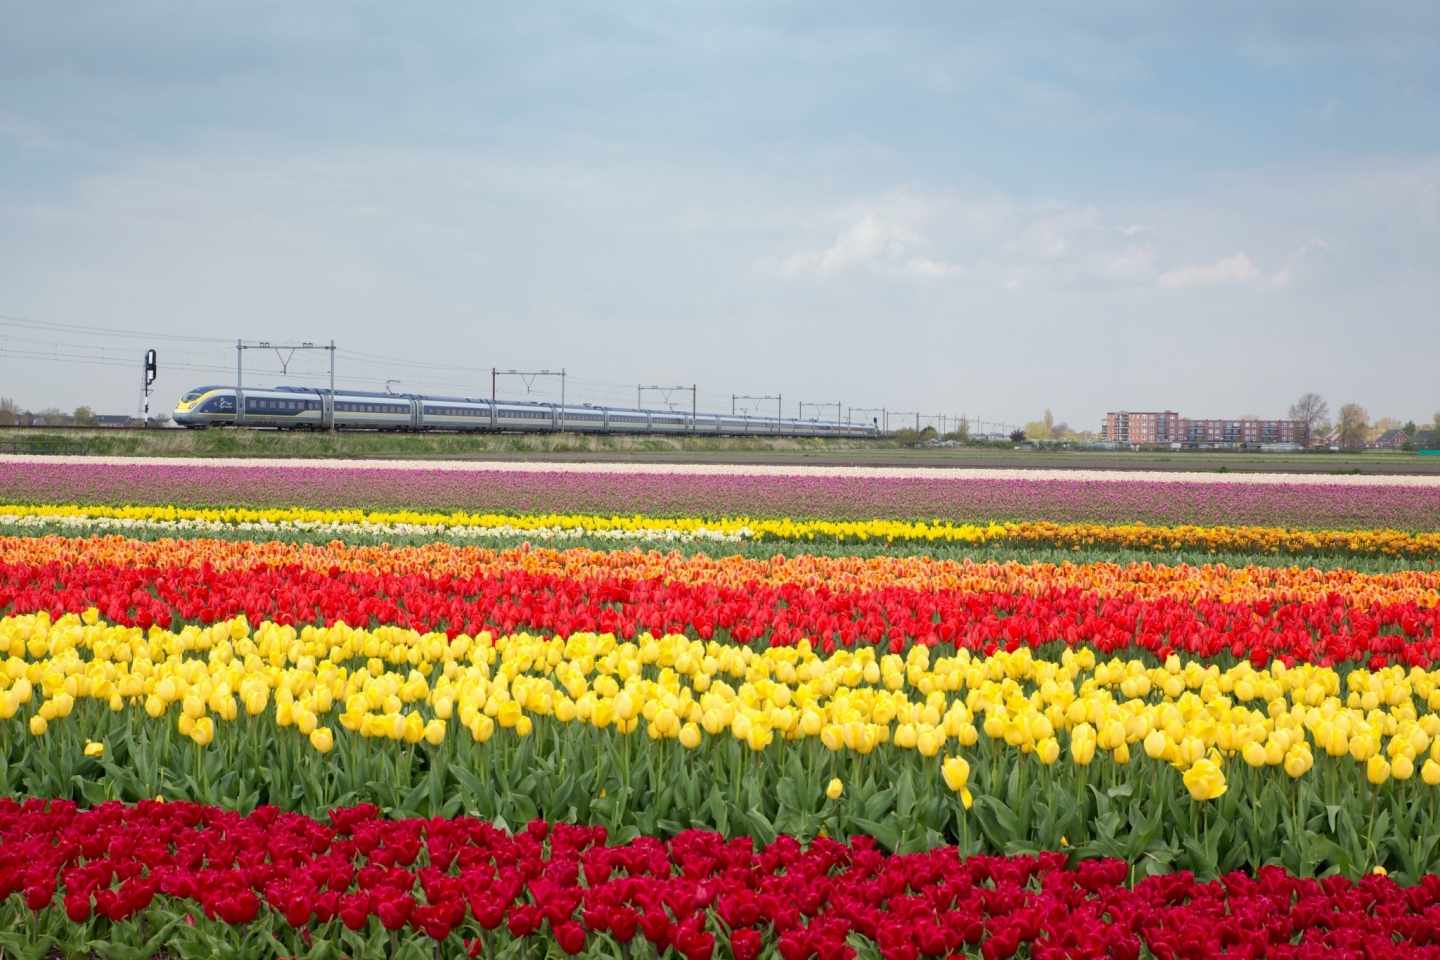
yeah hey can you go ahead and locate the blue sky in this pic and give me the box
[1,2,1437,428]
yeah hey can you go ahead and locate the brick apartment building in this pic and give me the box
[1101,411,1309,448]
[1101,411,1181,445]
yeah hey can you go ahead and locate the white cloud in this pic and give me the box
[776,193,1157,289]
[1155,240,1333,291]
[1096,244,1156,280]
[780,213,919,276]
[1156,252,1261,289]
[900,256,960,278]
[1270,239,1329,289]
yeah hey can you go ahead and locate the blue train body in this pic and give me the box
[172,385,877,437]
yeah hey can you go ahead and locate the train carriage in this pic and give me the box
[174,384,878,438]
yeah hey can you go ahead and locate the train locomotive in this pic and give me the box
[172,385,878,437]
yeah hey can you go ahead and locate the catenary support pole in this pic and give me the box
[235,339,243,427]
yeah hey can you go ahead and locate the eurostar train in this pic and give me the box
[172,385,878,437]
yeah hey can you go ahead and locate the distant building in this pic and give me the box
[1102,411,1309,448]
[1370,429,1410,450]
[1101,411,1181,445]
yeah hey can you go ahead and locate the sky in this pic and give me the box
[1,2,1437,430]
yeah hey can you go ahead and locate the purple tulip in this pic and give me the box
[3,459,1438,530]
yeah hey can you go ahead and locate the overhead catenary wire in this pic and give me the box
[0,314,233,345]
[2,314,1021,429]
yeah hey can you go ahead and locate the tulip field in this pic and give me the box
[3,456,1440,958]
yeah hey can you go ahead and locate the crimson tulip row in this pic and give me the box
[3,560,1439,666]
[5,798,1440,960]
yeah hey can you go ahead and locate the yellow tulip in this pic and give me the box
[1035,736,1060,766]
[678,722,702,750]
[1182,758,1226,801]
[192,716,215,747]
[83,740,104,758]
[1367,755,1391,786]
[1283,746,1313,779]
[28,715,47,737]
[423,718,446,747]
[941,755,970,792]
[826,778,844,801]
[309,726,334,753]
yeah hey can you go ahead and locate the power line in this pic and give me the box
[335,349,499,376]
[0,332,222,366]
[0,347,405,391]
[0,314,231,345]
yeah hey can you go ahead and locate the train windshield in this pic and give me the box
[181,386,218,402]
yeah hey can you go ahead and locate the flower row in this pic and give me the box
[7,502,1440,556]
[7,799,1440,960]
[7,458,1440,530]
[10,613,1440,873]
[11,612,1440,782]
[4,546,1438,665]
[0,511,745,543]
[9,532,1440,600]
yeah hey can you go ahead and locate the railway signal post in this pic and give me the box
[141,348,157,426]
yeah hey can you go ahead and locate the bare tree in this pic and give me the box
[1337,403,1369,451]
[1288,393,1329,446]
[0,397,17,427]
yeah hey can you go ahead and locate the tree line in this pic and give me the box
[0,398,100,427]
[1288,393,1440,451]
